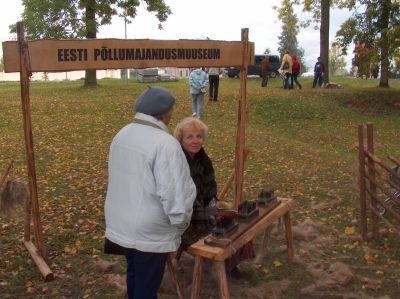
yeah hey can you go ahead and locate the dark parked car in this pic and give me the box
[225,54,280,78]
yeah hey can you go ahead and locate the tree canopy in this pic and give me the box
[19,0,171,40]
[335,0,400,87]
[279,0,343,82]
[15,0,172,86]
[276,0,306,71]
[329,43,347,76]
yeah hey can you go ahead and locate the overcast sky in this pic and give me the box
[1,0,353,71]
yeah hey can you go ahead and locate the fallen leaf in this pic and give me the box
[273,260,282,267]
[364,254,374,264]
[361,277,382,291]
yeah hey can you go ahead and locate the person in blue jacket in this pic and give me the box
[189,67,208,119]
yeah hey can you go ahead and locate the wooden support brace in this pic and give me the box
[166,254,184,299]
[388,156,400,167]
[218,149,249,201]
[283,211,294,263]
[214,261,229,299]
[16,21,52,281]
[190,256,203,299]
[254,226,272,264]
[23,240,54,281]
[0,159,14,189]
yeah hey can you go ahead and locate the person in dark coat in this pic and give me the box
[207,67,222,101]
[261,55,270,87]
[174,117,217,249]
[312,56,325,88]
[173,117,255,278]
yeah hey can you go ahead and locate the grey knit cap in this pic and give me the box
[134,86,176,116]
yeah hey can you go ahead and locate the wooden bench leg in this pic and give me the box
[190,256,203,299]
[214,260,230,299]
[166,254,184,299]
[283,211,294,263]
[254,225,272,264]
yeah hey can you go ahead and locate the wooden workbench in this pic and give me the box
[187,198,295,299]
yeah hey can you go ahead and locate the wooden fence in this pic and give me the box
[358,123,400,241]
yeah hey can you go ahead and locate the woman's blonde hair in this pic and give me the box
[174,117,208,142]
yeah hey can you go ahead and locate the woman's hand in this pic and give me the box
[216,201,233,209]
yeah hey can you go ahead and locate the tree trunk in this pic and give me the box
[320,0,330,84]
[84,0,97,87]
[378,0,390,88]
[85,70,97,86]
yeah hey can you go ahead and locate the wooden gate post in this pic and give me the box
[234,28,250,209]
[17,22,53,281]
[358,125,368,241]
[366,123,379,238]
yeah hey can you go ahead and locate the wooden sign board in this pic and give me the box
[3,39,255,72]
[7,24,253,282]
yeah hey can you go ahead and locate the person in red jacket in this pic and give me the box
[290,55,302,89]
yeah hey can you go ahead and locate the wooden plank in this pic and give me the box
[216,203,291,261]
[3,38,255,72]
[369,206,400,237]
[363,151,399,177]
[204,200,281,248]
[188,198,294,299]
[388,156,400,167]
[188,239,225,260]
[365,183,400,222]
[188,198,294,261]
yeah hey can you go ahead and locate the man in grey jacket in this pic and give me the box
[105,86,196,299]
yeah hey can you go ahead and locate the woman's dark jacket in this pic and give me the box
[181,147,217,247]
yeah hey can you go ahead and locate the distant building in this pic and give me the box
[0,68,192,82]
[163,67,190,78]
[0,70,120,81]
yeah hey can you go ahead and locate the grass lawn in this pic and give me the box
[0,75,399,298]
